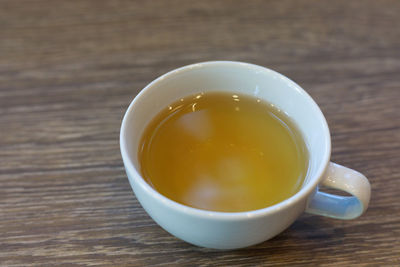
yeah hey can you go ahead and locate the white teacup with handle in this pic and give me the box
[120,61,371,249]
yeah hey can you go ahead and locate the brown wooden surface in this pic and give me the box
[1,0,399,266]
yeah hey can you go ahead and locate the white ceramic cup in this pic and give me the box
[120,61,371,249]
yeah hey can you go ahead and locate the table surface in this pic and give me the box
[1,0,399,266]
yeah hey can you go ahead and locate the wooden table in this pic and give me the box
[1,1,399,266]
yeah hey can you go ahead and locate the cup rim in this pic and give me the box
[120,61,331,220]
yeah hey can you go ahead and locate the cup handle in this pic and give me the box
[305,162,371,220]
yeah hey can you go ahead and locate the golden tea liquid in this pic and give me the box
[138,92,309,212]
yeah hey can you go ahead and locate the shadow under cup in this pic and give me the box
[120,61,331,249]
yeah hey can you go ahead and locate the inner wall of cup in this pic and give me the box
[124,63,330,187]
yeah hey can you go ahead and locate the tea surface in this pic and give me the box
[138,92,308,212]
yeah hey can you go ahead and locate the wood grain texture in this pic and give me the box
[0,0,399,266]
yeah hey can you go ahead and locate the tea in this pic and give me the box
[138,92,309,212]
